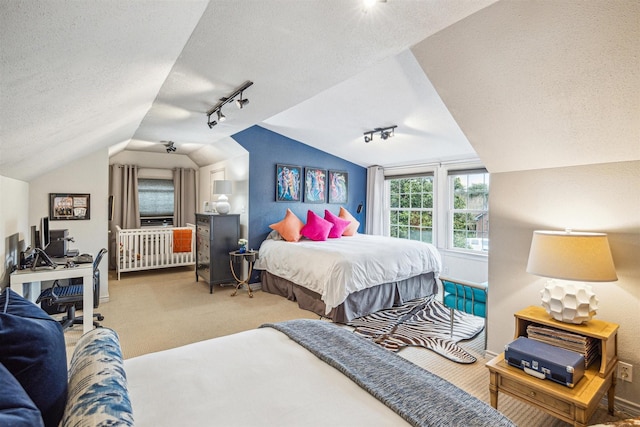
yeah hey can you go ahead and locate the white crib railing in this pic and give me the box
[115,224,196,280]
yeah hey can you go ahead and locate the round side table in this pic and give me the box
[229,250,258,297]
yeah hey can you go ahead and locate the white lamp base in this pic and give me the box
[540,279,598,324]
[216,195,230,215]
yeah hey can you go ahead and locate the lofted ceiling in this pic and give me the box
[1,0,638,183]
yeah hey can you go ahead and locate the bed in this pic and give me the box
[123,319,515,427]
[255,233,442,322]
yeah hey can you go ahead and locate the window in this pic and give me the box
[449,170,489,252]
[388,175,434,243]
[138,178,174,227]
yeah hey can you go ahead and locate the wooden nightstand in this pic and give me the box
[486,306,619,427]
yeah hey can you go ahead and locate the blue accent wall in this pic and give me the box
[233,125,366,265]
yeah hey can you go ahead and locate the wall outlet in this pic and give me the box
[617,362,633,383]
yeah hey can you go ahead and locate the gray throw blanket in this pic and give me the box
[261,319,515,427]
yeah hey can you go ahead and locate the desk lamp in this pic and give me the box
[213,180,233,215]
[526,230,617,324]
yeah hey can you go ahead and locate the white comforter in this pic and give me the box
[125,328,409,427]
[254,234,441,313]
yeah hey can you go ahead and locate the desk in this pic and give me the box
[10,263,94,333]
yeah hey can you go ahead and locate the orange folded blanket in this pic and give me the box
[173,229,192,253]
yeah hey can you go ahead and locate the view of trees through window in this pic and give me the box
[388,176,434,243]
[450,171,489,251]
[138,178,174,227]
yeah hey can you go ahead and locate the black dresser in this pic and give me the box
[195,213,240,293]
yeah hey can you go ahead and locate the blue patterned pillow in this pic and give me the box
[0,362,44,427]
[62,327,134,427]
[0,289,67,427]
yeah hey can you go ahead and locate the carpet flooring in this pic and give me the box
[60,267,632,426]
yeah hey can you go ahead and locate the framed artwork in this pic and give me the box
[276,164,302,202]
[304,167,327,203]
[328,170,348,204]
[49,193,91,220]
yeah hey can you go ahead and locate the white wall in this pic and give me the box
[29,149,110,299]
[0,176,30,287]
[198,153,250,240]
[488,160,640,408]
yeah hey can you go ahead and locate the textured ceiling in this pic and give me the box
[0,0,209,181]
[412,0,640,173]
[1,0,638,182]
[0,0,495,181]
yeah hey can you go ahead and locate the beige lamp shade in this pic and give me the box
[526,230,617,282]
[213,180,233,195]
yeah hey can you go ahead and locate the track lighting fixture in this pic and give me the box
[363,125,397,143]
[163,141,176,153]
[206,80,253,129]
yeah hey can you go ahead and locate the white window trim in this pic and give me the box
[386,174,435,243]
[446,166,489,255]
[383,159,486,258]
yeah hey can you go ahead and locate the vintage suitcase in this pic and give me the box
[505,336,585,388]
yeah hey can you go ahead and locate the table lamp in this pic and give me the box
[213,180,232,215]
[526,230,617,324]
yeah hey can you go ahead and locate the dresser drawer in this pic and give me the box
[500,375,574,418]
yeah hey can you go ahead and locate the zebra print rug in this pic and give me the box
[347,295,484,364]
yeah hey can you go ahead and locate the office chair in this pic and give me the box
[37,248,107,330]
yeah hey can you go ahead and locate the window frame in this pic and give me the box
[386,173,435,244]
[137,177,175,227]
[447,168,489,254]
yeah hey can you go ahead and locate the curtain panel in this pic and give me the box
[366,165,385,235]
[173,168,197,227]
[108,164,140,269]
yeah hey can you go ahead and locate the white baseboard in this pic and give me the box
[608,396,640,417]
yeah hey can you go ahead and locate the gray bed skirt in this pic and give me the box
[259,270,438,323]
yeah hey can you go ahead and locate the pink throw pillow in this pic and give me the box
[300,210,333,241]
[338,206,360,236]
[269,209,304,242]
[324,210,351,238]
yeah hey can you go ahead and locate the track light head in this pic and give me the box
[236,98,249,109]
[217,109,226,122]
[364,133,373,143]
[207,118,217,128]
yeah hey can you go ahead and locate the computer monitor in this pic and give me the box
[30,225,39,249]
[40,217,50,249]
[5,232,20,273]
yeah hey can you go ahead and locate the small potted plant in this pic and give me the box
[238,238,248,253]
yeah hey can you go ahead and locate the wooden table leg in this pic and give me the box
[575,407,588,427]
[489,371,499,408]
[608,373,616,415]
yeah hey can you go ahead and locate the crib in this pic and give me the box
[115,224,196,280]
